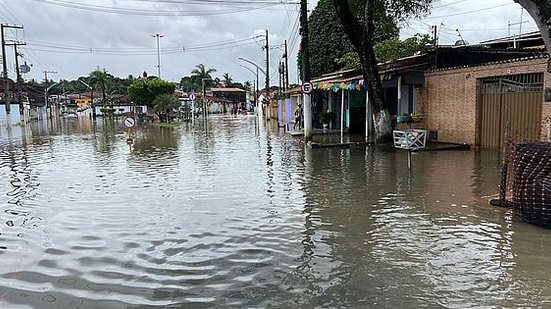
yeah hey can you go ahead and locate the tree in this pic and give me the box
[308,0,398,78]
[191,64,216,81]
[222,73,234,87]
[181,64,217,92]
[333,0,432,142]
[335,34,432,69]
[128,79,175,112]
[243,81,252,91]
[513,1,551,71]
[89,67,111,108]
[152,93,179,122]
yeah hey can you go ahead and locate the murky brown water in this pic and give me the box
[0,115,550,308]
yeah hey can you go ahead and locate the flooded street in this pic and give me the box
[0,116,550,308]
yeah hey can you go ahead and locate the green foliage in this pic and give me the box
[153,94,179,114]
[335,34,432,69]
[375,34,432,62]
[89,67,111,106]
[180,64,217,92]
[222,73,234,87]
[335,52,362,70]
[128,79,176,109]
[307,0,398,78]
[319,110,334,124]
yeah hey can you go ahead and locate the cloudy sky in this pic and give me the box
[0,0,538,86]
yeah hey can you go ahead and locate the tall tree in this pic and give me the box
[222,73,234,87]
[89,67,111,108]
[333,0,431,141]
[191,64,216,81]
[514,1,551,71]
[309,0,398,78]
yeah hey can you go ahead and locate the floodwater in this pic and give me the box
[0,115,550,308]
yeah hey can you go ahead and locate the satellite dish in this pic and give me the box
[455,40,469,46]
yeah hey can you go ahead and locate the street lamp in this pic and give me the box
[79,79,96,119]
[239,64,258,111]
[152,33,165,79]
[238,57,267,119]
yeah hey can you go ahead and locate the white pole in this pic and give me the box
[304,93,312,139]
[397,76,402,114]
[340,90,345,142]
[328,91,333,130]
[192,99,195,125]
[365,89,370,142]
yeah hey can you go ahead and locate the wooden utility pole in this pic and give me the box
[284,40,289,94]
[1,23,24,114]
[300,0,312,139]
[265,29,270,92]
[7,42,26,107]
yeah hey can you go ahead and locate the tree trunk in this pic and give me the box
[513,0,551,72]
[333,0,392,142]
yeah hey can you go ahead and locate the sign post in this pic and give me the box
[124,116,136,149]
[301,82,313,95]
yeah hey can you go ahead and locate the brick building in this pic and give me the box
[418,56,551,147]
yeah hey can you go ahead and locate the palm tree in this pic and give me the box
[222,73,234,87]
[153,94,179,122]
[191,64,216,81]
[89,67,111,108]
[243,81,252,91]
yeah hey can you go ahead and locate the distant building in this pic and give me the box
[210,87,247,104]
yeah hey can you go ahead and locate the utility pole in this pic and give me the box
[265,29,270,92]
[1,23,24,114]
[152,33,164,79]
[278,61,282,97]
[43,70,57,118]
[7,42,26,107]
[300,0,312,139]
[432,25,438,48]
[284,40,289,94]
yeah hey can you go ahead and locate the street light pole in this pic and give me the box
[152,33,164,79]
[238,57,266,119]
[239,64,258,108]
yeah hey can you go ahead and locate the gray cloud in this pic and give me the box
[0,0,538,85]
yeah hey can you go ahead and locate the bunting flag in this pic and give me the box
[311,79,367,92]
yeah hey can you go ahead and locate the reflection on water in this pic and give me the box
[0,116,550,308]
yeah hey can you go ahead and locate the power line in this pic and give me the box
[28,0,296,16]
[425,3,513,19]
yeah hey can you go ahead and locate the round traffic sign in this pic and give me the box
[124,117,136,128]
[190,93,196,100]
[302,82,313,94]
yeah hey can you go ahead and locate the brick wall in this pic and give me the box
[419,58,550,145]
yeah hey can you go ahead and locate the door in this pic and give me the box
[479,73,543,148]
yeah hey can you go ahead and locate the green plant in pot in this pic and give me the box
[319,110,333,128]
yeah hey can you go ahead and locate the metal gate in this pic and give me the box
[479,73,543,148]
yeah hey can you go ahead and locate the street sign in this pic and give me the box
[190,93,196,100]
[302,82,313,94]
[124,117,136,128]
